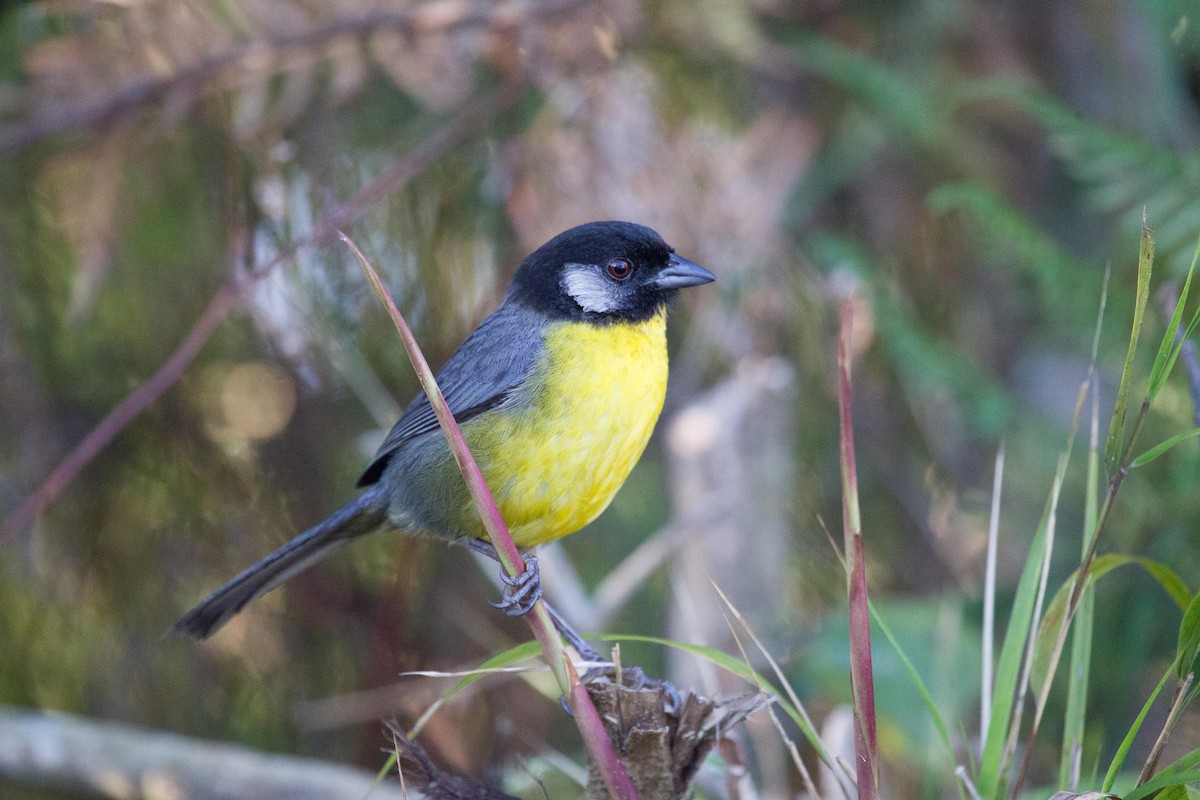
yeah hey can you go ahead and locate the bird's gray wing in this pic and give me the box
[356,301,546,487]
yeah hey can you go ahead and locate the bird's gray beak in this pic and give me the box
[652,255,717,289]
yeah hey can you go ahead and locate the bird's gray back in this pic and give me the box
[357,301,548,536]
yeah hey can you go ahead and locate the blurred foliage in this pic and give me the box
[3,0,1200,798]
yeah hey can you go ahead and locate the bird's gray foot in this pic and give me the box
[488,553,542,616]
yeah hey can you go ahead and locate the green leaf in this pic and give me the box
[1148,236,1200,400]
[1032,556,1192,694]
[1177,592,1200,680]
[1105,223,1155,474]
[1124,768,1200,800]
[1147,784,1189,800]
[1131,428,1200,468]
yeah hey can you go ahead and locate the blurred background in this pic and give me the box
[2,0,1199,798]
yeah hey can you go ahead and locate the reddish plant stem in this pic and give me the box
[344,233,638,800]
[837,301,880,800]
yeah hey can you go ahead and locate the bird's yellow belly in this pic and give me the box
[458,311,668,547]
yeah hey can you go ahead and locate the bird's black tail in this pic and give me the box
[169,488,389,639]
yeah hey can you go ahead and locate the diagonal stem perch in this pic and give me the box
[341,233,638,800]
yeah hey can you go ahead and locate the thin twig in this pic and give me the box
[1136,671,1195,785]
[1,82,520,546]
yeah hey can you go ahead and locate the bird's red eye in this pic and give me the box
[606,258,633,280]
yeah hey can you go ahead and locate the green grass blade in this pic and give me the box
[1138,561,1194,610]
[867,597,957,764]
[1177,264,1200,349]
[1105,222,1155,474]
[1059,586,1095,790]
[1132,767,1200,800]
[1130,428,1200,468]
[1146,786,1188,800]
[407,641,544,737]
[1135,747,1200,786]
[1060,386,1102,789]
[364,751,399,800]
[705,578,837,788]
[1124,767,1200,800]
[1148,236,1200,402]
[1101,666,1173,793]
[1011,454,1069,792]
[982,445,1005,748]
[1033,555,1192,692]
[976,460,1063,800]
[979,368,1088,800]
[1176,591,1200,680]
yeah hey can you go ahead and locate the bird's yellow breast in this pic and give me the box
[458,309,668,547]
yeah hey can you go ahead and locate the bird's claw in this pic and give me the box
[489,553,542,616]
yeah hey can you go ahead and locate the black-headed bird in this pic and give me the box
[172,220,715,639]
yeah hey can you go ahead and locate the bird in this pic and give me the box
[171,220,715,640]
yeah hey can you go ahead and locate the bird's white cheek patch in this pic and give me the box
[562,264,621,313]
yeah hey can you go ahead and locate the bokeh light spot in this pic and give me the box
[218,362,297,442]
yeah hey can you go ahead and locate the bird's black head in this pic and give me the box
[507,221,715,323]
